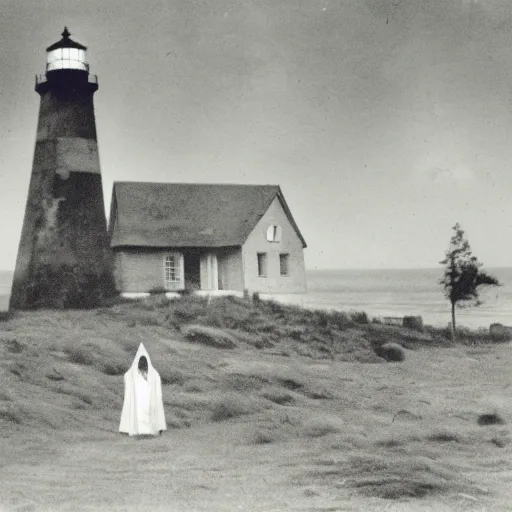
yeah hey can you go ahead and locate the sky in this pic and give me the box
[2,0,512,270]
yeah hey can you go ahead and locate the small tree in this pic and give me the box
[440,223,500,341]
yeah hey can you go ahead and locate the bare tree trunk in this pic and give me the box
[451,301,456,342]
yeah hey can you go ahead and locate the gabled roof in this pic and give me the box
[109,182,307,249]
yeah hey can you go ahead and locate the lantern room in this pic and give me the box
[45,27,88,72]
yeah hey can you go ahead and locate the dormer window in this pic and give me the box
[266,225,282,242]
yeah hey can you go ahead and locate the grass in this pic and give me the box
[350,458,456,499]
[252,430,276,444]
[4,338,25,353]
[182,324,238,349]
[302,417,343,438]
[260,387,295,405]
[0,298,511,510]
[210,394,260,421]
[427,430,462,443]
[64,343,97,365]
[0,407,23,424]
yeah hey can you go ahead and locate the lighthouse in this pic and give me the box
[9,28,115,309]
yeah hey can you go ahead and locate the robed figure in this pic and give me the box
[119,343,167,436]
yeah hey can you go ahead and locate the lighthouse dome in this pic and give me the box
[45,27,88,72]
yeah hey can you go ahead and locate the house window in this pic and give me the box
[164,253,183,290]
[266,225,282,242]
[257,253,267,277]
[279,253,290,276]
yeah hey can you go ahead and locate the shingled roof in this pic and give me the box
[109,182,306,249]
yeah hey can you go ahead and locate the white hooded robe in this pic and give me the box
[119,343,167,436]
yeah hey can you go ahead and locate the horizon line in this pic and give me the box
[2,266,512,274]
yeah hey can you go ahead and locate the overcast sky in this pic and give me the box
[2,0,512,270]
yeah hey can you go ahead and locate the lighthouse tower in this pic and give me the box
[10,28,115,309]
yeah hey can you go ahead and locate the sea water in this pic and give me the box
[1,268,511,328]
[303,268,512,329]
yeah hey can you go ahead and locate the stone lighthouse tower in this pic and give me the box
[9,28,115,309]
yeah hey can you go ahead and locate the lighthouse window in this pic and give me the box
[46,48,87,71]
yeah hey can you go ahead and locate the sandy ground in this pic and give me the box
[1,311,511,511]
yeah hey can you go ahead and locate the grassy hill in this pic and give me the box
[0,295,511,511]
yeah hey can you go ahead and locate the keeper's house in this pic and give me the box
[108,182,307,297]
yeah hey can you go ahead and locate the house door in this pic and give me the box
[184,252,201,290]
[200,253,218,291]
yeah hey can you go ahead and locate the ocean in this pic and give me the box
[301,268,512,329]
[1,268,511,329]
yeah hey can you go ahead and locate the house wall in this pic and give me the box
[113,247,244,293]
[217,247,244,291]
[113,249,168,293]
[242,197,306,294]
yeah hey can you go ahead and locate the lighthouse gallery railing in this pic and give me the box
[35,74,98,85]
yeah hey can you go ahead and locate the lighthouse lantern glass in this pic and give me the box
[47,48,88,71]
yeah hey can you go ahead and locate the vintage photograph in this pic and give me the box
[1,1,512,510]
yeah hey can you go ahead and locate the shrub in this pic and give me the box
[427,430,462,443]
[0,310,13,322]
[302,386,334,400]
[148,286,167,295]
[478,413,505,426]
[276,376,304,391]
[225,373,269,392]
[159,368,188,385]
[428,324,511,345]
[489,323,512,342]
[253,430,275,444]
[403,316,424,332]
[0,407,23,424]
[350,311,369,324]
[302,418,342,438]
[182,324,237,349]
[311,310,331,329]
[376,342,405,362]
[178,288,195,296]
[342,455,458,499]
[101,362,126,376]
[228,330,273,349]
[169,296,208,324]
[64,344,96,365]
[210,395,255,421]
[5,338,25,353]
